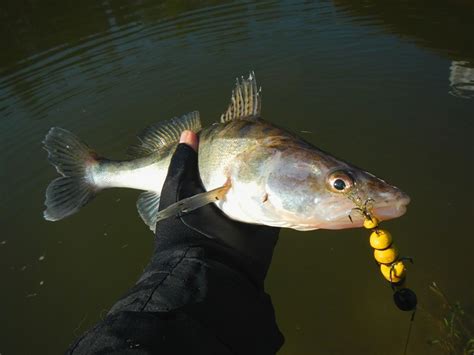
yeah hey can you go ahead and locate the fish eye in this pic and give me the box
[327,171,354,193]
[333,179,346,191]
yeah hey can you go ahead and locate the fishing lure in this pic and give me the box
[347,192,417,311]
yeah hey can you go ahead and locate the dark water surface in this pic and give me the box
[1,1,473,354]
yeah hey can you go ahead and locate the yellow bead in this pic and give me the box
[370,229,392,250]
[374,245,398,264]
[380,261,406,283]
[363,217,379,229]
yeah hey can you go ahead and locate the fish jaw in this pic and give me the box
[309,195,410,230]
[372,191,410,221]
[352,169,411,223]
[281,189,410,231]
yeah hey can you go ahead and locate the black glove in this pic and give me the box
[155,143,281,286]
[67,143,284,355]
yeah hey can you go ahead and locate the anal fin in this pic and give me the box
[156,185,230,225]
[137,191,161,232]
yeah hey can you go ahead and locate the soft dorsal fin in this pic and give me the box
[129,111,202,157]
[220,72,261,122]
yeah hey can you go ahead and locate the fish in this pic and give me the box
[43,72,410,232]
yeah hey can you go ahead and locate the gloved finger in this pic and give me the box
[159,143,199,211]
[164,130,199,180]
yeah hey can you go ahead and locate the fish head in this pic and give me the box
[259,143,410,230]
[308,166,411,230]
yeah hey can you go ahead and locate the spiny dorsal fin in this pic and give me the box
[220,72,261,123]
[129,111,202,158]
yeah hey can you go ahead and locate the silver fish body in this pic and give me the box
[43,74,409,231]
[199,118,409,230]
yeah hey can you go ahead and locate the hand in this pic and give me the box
[155,130,281,284]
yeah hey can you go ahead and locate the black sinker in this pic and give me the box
[393,288,417,312]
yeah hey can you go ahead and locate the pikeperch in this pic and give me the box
[43,73,410,231]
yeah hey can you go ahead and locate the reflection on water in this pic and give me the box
[332,0,474,100]
[449,61,474,99]
[333,0,474,64]
[0,0,473,354]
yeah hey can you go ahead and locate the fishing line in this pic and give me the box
[403,310,416,355]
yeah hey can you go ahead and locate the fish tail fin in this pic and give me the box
[43,127,99,221]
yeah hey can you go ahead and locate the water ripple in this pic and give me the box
[0,0,346,121]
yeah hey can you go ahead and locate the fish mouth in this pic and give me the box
[311,193,410,230]
[372,194,411,221]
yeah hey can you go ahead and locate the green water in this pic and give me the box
[1,1,473,354]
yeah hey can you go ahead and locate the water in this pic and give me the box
[1,1,473,354]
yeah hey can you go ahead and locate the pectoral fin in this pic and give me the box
[156,185,230,224]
